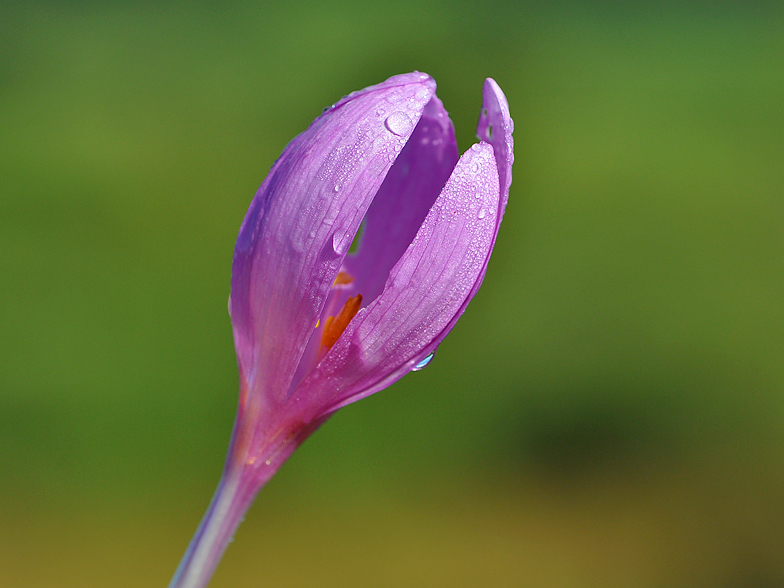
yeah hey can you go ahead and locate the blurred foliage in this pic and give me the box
[1,0,784,586]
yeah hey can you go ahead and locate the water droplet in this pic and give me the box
[412,351,435,371]
[332,231,352,255]
[478,208,487,219]
[375,108,385,117]
[333,184,341,192]
[385,112,413,137]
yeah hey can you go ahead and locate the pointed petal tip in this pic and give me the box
[483,78,509,112]
[477,78,514,209]
[479,78,513,142]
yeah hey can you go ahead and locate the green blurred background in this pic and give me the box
[2,1,784,586]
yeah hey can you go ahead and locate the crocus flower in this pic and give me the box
[169,72,513,588]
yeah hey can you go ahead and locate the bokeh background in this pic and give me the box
[2,1,784,586]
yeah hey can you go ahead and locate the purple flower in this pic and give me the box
[169,72,513,588]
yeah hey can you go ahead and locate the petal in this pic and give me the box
[342,95,459,304]
[477,78,514,213]
[290,141,501,418]
[231,73,435,406]
[454,78,515,307]
[282,96,457,399]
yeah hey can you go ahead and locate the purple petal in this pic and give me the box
[231,73,435,406]
[454,78,515,305]
[342,95,459,305]
[285,96,457,398]
[477,78,514,213]
[289,141,501,417]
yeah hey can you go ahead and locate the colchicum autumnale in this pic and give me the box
[169,72,513,588]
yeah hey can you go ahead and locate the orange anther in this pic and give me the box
[320,294,363,349]
[333,272,354,286]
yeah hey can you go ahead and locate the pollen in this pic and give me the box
[321,294,363,349]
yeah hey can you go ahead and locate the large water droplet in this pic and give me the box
[332,231,352,255]
[385,112,413,137]
[412,351,435,371]
[478,208,487,219]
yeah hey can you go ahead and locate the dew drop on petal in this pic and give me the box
[412,351,435,371]
[385,112,413,137]
[332,231,352,255]
[478,208,487,219]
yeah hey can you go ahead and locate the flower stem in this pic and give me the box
[167,469,253,588]
[167,415,308,588]
[167,407,323,587]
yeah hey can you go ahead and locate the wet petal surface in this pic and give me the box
[292,141,501,416]
[231,73,435,407]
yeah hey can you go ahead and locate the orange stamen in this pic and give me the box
[320,294,363,349]
[333,272,354,286]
